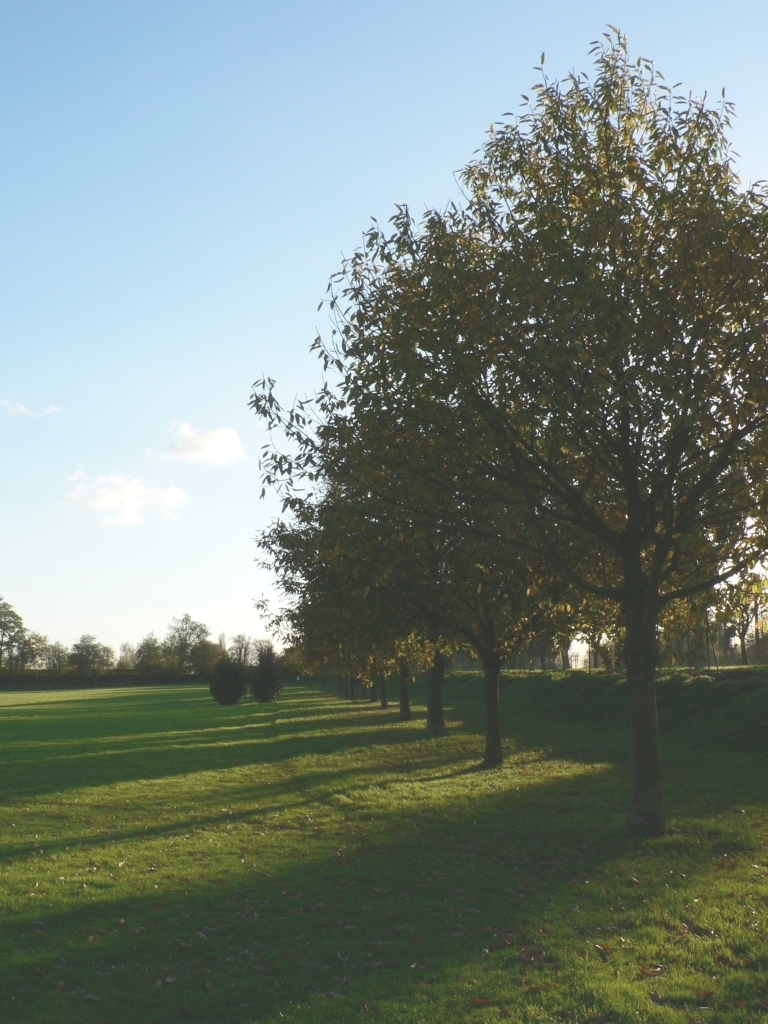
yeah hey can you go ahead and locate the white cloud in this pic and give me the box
[66,473,188,525]
[155,422,248,465]
[0,399,59,417]
[1,400,33,416]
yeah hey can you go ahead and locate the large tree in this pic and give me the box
[164,614,210,673]
[320,33,768,829]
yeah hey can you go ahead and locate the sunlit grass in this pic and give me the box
[0,672,766,1023]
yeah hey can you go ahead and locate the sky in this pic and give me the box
[3,0,768,652]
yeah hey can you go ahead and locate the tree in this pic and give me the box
[118,643,136,669]
[69,635,114,675]
[229,634,255,665]
[42,641,69,672]
[251,642,282,703]
[210,658,247,705]
[713,569,768,665]
[190,638,225,675]
[0,599,24,672]
[164,614,210,673]
[314,33,768,829]
[135,632,166,671]
[12,631,47,672]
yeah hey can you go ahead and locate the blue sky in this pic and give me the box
[3,0,768,651]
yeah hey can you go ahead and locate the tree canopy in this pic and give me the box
[254,31,768,830]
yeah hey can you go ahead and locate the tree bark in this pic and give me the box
[559,645,570,670]
[624,608,664,831]
[739,631,749,665]
[398,660,411,720]
[380,675,388,709]
[481,651,503,767]
[426,651,446,737]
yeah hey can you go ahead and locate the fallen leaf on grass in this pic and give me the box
[526,986,541,995]
[650,991,664,1005]
[83,994,102,1001]
[55,981,66,992]
[166,973,177,983]
[472,999,493,1006]
[205,981,213,990]
[153,980,163,988]
[499,1009,511,1019]
[638,964,665,978]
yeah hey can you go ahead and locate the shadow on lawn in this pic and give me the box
[3,759,638,1024]
[4,753,765,1024]
[0,687,438,800]
[0,683,766,1023]
[0,672,764,815]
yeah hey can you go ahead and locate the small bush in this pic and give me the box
[210,658,247,706]
[250,643,281,703]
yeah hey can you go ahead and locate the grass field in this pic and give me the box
[0,671,766,1024]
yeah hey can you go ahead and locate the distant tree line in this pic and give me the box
[0,600,276,690]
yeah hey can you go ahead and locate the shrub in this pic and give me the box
[250,643,281,703]
[210,658,247,706]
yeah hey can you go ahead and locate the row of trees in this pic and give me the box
[252,33,768,832]
[0,600,269,680]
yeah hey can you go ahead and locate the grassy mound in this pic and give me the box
[0,672,765,1022]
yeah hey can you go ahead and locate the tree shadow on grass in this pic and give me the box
[2,743,766,1024]
[0,686,437,801]
[0,762,633,1023]
[0,682,767,1022]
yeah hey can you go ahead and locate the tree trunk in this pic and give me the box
[380,675,388,709]
[481,651,503,767]
[624,610,664,832]
[560,645,570,670]
[398,660,411,720]
[426,651,446,737]
[739,631,749,665]
[370,680,377,702]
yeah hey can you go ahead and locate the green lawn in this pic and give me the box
[0,671,766,1024]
